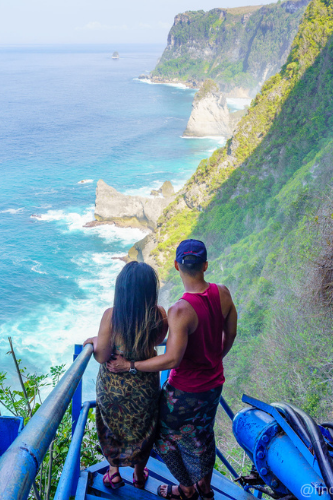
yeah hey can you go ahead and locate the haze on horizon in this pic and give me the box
[1,0,278,45]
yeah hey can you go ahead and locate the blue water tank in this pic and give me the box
[0,416,24,456]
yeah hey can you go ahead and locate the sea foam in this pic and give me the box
[0,208,24,214]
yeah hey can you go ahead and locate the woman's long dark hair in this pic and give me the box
[111,261,162,360]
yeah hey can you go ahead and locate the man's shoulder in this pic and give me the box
[216,284,232,298]
[168,299,196,318]
[215,284,234,316]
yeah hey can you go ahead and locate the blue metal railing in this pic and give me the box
[0,343,244,500]
[54,400,96,500]
[0,344,93,500]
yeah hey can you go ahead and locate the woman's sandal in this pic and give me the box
[195,482,215,500]
[133,467,149,489]
[103,470,125,490]
[157,484,199,500]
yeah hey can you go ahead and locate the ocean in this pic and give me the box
[0,44,249,403]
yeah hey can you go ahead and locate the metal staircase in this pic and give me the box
[1,344,333,500]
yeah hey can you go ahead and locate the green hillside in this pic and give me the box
[152,0,333,418]
[152,0,310,95]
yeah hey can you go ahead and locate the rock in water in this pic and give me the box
[183,79,232,137]
[94,180,175,230]
[161,181,175,197]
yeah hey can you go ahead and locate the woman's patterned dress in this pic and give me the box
[96,355,160,467]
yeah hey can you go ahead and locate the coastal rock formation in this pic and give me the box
[150,181,175,197]
[183,80,246,138]
[151,1,311,97]
[93,180,175,230]
[184,80,231,137]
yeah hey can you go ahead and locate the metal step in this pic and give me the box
[78,456,253,500]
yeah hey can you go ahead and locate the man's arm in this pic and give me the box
[218,285,237,358]
[83,308,113,364]
[107,301,192,373]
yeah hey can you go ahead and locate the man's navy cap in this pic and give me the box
[176,239,207,264]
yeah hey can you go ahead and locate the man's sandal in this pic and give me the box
[157,484,199,500]
[195,482,215,500]
[133,467,149,489]
[102,470,125,489]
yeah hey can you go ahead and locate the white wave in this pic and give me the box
[0,208,24,214]
[77,179,93,184]
[34,206,148,244]
[226,97,252,111]
[181,135,226,141]
[33,189,58,196]
[37,207,94,228]
[31,261,47,275]
[134,77,192,90]
[87,223,148,245]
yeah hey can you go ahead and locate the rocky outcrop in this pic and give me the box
[151,1,311,97]
[183,80,247,138]
[151,181,175,197]
[92,180,175,230]
[138,74,198,89]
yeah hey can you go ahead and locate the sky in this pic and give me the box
[0,0,278,45]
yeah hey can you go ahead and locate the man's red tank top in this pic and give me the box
[168,283,225,393]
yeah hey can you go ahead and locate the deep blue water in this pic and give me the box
[0,44,246,402]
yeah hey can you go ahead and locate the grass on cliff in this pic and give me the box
[154,0,333,420]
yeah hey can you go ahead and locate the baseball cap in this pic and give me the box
[176,239,207,264]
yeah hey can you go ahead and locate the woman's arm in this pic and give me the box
[107,300,194,373]
[83,308,113,364]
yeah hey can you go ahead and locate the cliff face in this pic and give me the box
[140,0,333,416]
[183,79,247,137]
[183,79,231,137]
[152,0,310,96]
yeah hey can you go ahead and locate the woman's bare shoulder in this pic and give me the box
[101,307,113,325]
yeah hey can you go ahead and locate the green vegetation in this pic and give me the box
[153,0,333,420]
[0,339,99,499]
[152,1,309,94]
[194,78,219,101]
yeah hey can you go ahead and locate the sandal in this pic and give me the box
[103,470,125,490]
[157,484,199,500]
[133,467,149,489]
[195,482,214,500]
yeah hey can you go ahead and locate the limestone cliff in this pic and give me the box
[93,180,175,230]
[183,79,246,137]
[151,0,311,97]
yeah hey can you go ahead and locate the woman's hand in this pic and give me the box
[83,337,97,348]
[106,354,131,373]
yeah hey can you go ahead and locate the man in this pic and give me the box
[108,239,237,500]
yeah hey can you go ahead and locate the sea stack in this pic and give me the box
[91,180,176,230]
[183,79,232,138]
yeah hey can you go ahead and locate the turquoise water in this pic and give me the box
[0,44,246,401]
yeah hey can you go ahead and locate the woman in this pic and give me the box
[83,261,167,490]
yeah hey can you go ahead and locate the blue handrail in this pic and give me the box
[0,343,242,500]
[54,400,96,500]
[0,344,93,500]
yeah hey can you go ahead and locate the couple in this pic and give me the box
[83,239,237,500]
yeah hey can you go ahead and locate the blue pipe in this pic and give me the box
[54,400,96,500]
[267,434,331,500]
[0,344,93,500]
[233,407,331,500]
